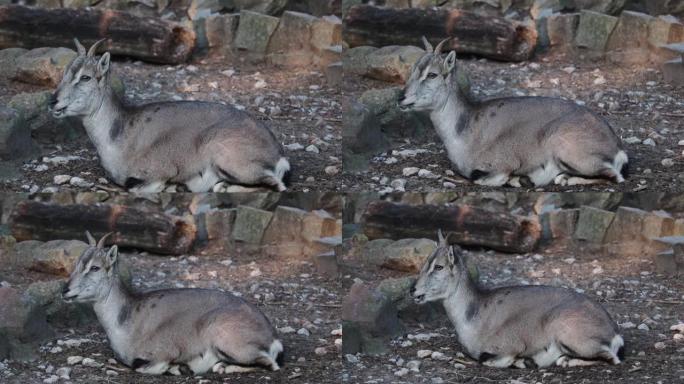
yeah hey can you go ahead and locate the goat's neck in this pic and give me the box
[93,278,133,333]
[429,80,471,144]
[442,271,480,328]
[82,86,126,151]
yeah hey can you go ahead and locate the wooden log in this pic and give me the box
[343,5,537,62]
[9,201,196,255]
[0,5,195,64]
[361,201,540,253]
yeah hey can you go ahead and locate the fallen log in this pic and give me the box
[9,201,196,255]
[361,201,540,253]
[343,5,537,62]
[0,5,195,64]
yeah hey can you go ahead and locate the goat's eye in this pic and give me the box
[433,265,444,271]
[89,265,100,272]
[80,75,92,82]
[427,73,439,80]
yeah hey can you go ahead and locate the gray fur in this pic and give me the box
[411,230,624,368]
[399,39,628,187]
[63,232,283,376]
[51,39,290,192]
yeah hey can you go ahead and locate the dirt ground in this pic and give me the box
[342,51,684,193]
[0,54,342,193]
[340,240,684,383]
[0,242,344,383]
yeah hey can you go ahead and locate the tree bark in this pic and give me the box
[343,5,537,62]
[9,201,196,255]
[361,201,541,253]
[0,5,195,64]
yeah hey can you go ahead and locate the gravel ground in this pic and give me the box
[0,54,342,193]
[341,51,684,193]
[0,242,344,383]
[340,240,684,383]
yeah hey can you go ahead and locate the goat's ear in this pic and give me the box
[85,231,96,246]
[97,52,111,78]
[443,51,457,74]
[105,245,118,269]
[422,36,433,53]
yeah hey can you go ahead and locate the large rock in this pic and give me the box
[267,11,318,66]
[231,205,273,244]
[14,239,89,277]
[342,282,404,355]
[232,0,289,15]
[573,206,615,243]
[262,206,308,244]
[648,16,684,50]
[234,10,281,54]
[0,286,54,360]
[359,87,434,140]
[205,13,240,53]
[0,106,34,161]
[362,238,437,272]
[353,45,425,83]
[12,47,77,87]
[547,12,580,50]
[301,209,338,242]
[663,58,684,86]
[575,10,619,51]
[541,208,579,241]
[642,0,684,18]
[564,0,626,15]
[342,101,390,172]
[606,11,654,53]
[311,15,342,52]
[651,236,684,275]
[0,48,28,80]
[204,208,236,246]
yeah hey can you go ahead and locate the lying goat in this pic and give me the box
[51,39,289,192]
[399,38,628,187]
[62,232,283,375]
[411,231,624,368]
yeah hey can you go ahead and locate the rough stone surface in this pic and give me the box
[663,58,684,86]
[301,209,338,242]
[606,11,654,53]
[205,13,240,52]
[0,106,34,161]
[342,282,404,355]
[363,238,437,273]
[12,47,77,87]
[311,15,342,52]
[313,251,339,276]
[343,101,390,172]
[0,286,54,360]
[15,240,89,277]
[575,10,618,51]
[204,209,236,245]
[648,15,684,49]
[541,208,579,241]
[234,10,281,54]
[365,45,425,83]
[0,48,28,80]
[547,12,580,49]
[268,11,317,55]
[573,206,615,243]
[325,61,343,85]
[262,206,308,244]
[231,205,274,244]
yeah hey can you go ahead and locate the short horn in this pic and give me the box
[421,36,433,53]
[85,231,96,246]
[97,232,113,248]
[434,38,451,55]
[87,38,107,57]
[74,38,86,56]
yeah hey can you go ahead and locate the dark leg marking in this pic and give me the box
[131,358,151,370]
[117,303,131,325]
[469,170,490,182]
[478,352,497,364]
[124,177,145,189]
[559,342,579,357]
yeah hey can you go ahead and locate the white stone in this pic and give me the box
[53,175,71,185]
[66,356,83,365]
[297,328,311,337]
[642,138,656,146]
[662,158,675,167]
[285,143,304,151]
[406,360,421,372]
[278,326,296,334]
[403,167,420,177]
[670,323,684,333]
[69,177,93,188]
[418,169,438,179]
[325,166,339,175]
[314,347,327,355]
[417,349,432,359]
[394,368,409,377]
[305,145,320,154]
